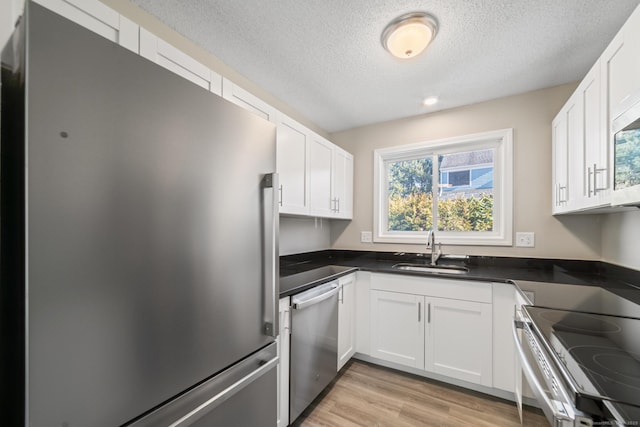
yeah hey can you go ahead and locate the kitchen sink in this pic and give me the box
[392,263,469,275]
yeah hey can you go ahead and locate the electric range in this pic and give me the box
[513,281,640,426]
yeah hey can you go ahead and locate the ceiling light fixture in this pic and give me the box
[423,96,438,106]
[381,12,438,59]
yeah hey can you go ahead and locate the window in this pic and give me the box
[373,129,513,245]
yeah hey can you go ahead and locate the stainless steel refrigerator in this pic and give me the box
[0,2,279,426]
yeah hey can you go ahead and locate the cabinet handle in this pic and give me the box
[418,302,421,322]
[558,185,567,204]
[592,163,607,194]
[587,166,593,197]
[336,197,340,213]
[428,303,431,323]
[278,185,283,206]
[339,285,344,304]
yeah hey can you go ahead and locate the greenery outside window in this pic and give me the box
[373,129,513,245]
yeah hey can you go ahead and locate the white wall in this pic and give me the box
[279,217,330,256]
[329,84,604,260]
[601,210,640,270]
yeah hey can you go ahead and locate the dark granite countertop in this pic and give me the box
[279,250,640,305]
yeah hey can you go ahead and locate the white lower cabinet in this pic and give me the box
[368,273,493,388]
[370,290,425,369]
[277,297,290,427]
[337,273,356,371]
[426,296,492,387]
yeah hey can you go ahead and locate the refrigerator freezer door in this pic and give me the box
[23,3,277,426]
[129,342,278,427]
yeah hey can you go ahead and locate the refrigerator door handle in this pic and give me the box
[171,356,279,427]
[262,173,279,337]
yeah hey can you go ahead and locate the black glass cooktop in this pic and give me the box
[524,306,640,422]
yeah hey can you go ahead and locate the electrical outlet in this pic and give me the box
[361,231,373,243]
[515,232,535,248]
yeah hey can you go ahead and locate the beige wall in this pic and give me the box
[601,210,640,270]
[330,83,604,260]
[100,0,329,139]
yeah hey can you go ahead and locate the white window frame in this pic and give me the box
[373,129,513,246]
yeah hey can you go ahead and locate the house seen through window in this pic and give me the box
[374,129,512,245]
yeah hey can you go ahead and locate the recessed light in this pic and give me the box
[381,12,438,59]
[423,96,438,106]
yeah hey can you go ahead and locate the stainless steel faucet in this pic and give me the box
[426,230,442,265]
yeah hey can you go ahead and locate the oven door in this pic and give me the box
[512,319,588,427]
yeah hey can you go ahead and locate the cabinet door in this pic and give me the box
[551,111,569,214]
[425,297,492,387]
[601,10,640,122]
[566,93,586,211]
[222,79,277,122]
[492,283,515,393]
[276,116,309,215]
[370,290,424,369]
[309,135,334,217]
[140,29,222,94]
[34,0,139,53]
[277,297,290,427]
[337,274,356,371]
[582,63,610,206]
[332,148,354,219]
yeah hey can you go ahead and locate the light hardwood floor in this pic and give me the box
[292,360,549,427]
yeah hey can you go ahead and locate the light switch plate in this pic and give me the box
[515,232,535,247]
[361,231,373,243]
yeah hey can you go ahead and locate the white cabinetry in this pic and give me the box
[370,290,425,369]
[34,0,139,53]
[582,63,610,207]
[551,3,640,213]
[332,148,354,219]
[337,273,356,370]
[222,78,277,122]
[426,296,492,387]
[601,6,640,121]
[277,297,290,427]
[276,115,310,215]
[369,274,493,387]
[309,135,334,217]
[140,29,222,94]
[492,282,516,393]
[552,109,569,213]
[307,135,354,219]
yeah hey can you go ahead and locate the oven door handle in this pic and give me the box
[512,320,574,425]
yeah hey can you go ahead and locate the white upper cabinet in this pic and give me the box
[276,114,310,215]
[582,62,610,207]
[332,147,354,219]
[551,3,640,214]
[602,5,640,121]
[309,135,334,217]
[140,29,222,95]
[552,107,569,214]
[34,0,139,53]
[222,78,277,122]
[306,134,354,219]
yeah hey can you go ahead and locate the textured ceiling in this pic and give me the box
[129,0,640,133]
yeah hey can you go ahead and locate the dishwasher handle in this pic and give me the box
[292,283,339,310]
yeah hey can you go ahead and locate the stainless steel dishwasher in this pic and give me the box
[289,280,340,423]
